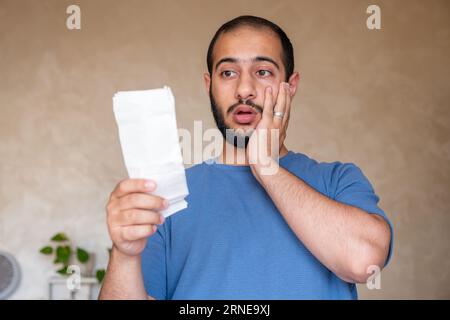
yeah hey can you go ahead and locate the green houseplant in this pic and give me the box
[39,232,107,283]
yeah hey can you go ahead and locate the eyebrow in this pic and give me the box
[214,56,280,72]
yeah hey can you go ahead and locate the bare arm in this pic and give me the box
[251,162,391,283]
[99,246,151,300]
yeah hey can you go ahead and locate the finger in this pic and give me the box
[121,224,157,241]
[118,193,168,211]
[111,179,157,199]
[119,209,165,226]
[262,86,274,123]
[282,84,292,129]
[273,82,288,127]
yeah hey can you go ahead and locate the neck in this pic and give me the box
[218,141,289,166]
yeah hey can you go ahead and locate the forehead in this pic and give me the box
[212,26,283,68]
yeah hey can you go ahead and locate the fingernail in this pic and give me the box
[284,82,290,90]
[160,214,165,224]
[163,199,169,208]
[144,180,155,190]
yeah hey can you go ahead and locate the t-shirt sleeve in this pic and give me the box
[332,163,394,267]
[141,225,167,299]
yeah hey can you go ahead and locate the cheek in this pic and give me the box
[255,77,279,95]
[213,81,236,103]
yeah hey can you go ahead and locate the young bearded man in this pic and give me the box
[99,15,393,300]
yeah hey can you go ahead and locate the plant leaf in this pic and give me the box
[51,233,69,242]
[96,269,106,283]
[76,247,89,263]
[56,245,71,265]
[40,246,53,255]
[57,266,69,276]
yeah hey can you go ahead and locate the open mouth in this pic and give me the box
[232,105,258,124]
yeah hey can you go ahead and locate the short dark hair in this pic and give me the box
[206,15,294,81]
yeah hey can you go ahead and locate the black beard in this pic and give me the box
[209,86,263,149]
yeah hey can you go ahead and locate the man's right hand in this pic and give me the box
[106,179,168,257]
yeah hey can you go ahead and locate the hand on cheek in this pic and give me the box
[247,81,292,175]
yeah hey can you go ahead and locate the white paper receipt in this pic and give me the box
[113,86,189,218]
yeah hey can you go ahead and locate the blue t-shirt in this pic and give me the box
[141,151,393,299]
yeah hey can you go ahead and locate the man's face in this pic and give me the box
[206,27,287,148]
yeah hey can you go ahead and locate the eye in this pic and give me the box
[221,70,237,78]
[257,70,273,77]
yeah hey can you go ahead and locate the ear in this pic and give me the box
[287,71,300,98]
[203,73,211,95]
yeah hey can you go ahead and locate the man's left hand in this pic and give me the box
[247,81,292,177]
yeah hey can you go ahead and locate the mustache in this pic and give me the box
[226,99,264,116]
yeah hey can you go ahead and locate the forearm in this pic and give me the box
[252,162,391,283]
[98,246,149,300]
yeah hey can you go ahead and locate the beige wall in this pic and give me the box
[0,0,449,299]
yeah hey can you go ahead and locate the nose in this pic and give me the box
[235,72,256,102]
